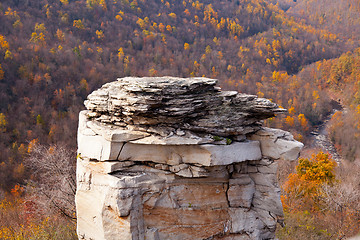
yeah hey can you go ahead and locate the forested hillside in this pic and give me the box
[0,0,359,239]
[0,0,350,188]
[287,0,360,42]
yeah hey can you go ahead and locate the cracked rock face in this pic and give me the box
[84,77,285,136]
[76,77,303,240]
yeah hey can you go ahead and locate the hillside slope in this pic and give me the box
[0,0,356,188]
[287,0,360,43]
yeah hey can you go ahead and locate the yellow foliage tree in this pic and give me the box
[4,7,20,20]
[158,23,165,32]
[148,67,157,76]
[118,47,124,61]
[166,25,172,33]
[95,30,104,40]
[123,56,130,70]
[298,113,309,131]
[27,139,39,153]
[283,152,336,211]
[184,9,190,16]
[13,19,23,28]
[0,35,9,50]
[73,19,85,30]
[4,50,13,60]
[136,18,146,29]
[86,0,107,10]
[129,0,137,8]
[56,29,65,42]
[285,115,295,127]
[29,32,46,46]
[205,45,212,55]
[288,106,296,115]
[184,43,190,50]
[217,51,223,60]
[29,23,47,47]
[0,113,7,132]
[168,13,176,19]
[116,10,124,21]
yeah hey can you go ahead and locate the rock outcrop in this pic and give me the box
[84,76,285,137]
[76,77,303,240]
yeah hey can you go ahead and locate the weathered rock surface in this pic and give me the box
[84,77,285,136]
[76,77,302,240]
[249,127,304,161]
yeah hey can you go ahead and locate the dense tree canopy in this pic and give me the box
[0,0,356,189]
[0,0,360,239]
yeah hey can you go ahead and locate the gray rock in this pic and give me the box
[249,127,304,161]
[252,184,284,217]
[87,120,150,142]
[84,77,285,136]
[228,208,265,238]
[227,176,255,208]
[78,132,124,161]
[117,141,262,166]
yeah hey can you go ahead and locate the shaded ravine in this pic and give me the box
[310,107,343,164]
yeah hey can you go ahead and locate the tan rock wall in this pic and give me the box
[76,111,303,240]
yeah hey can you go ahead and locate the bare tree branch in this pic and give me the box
[25,144,76,221]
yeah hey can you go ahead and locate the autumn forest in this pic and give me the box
[0,0,360,239]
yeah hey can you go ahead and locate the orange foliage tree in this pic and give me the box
[282,152,336,211]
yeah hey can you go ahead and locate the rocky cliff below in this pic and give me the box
[76,77,303,240]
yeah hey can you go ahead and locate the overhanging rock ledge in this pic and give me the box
[76,77,303,240]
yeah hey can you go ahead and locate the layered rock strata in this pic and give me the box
[84,76,285,137]
[76,77,303,240]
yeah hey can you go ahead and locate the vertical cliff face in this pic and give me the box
[76,77,303,240]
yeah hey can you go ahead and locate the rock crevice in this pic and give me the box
[76,77,303,240]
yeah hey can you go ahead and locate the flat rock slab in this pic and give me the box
[249,127,304,161]
[118,141,261,166]
[78,132,124,161]
[79,111,262,165]
[87,120,150,142]
[79,139,262,166]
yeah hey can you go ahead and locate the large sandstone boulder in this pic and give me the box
[76,77,303,240]
[84,77,285,136]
